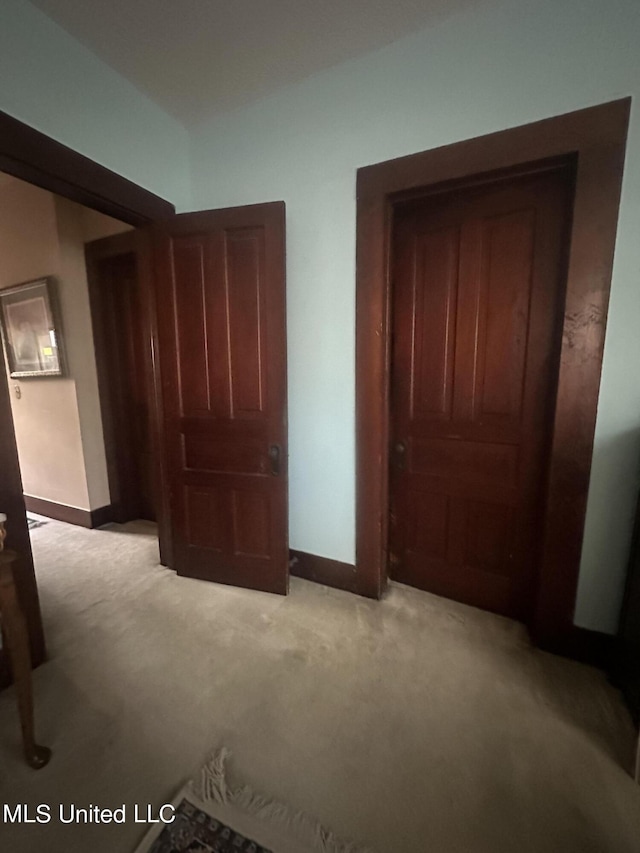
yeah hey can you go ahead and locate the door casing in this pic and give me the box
[86,231,157,526]
[355,99,631,653]
[0,108,174,681]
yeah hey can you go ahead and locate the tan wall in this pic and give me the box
[0,175,129,511]
[81,207,133,242]
[54,196,110,509]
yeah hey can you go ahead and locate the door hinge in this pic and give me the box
[392,440,407,470]
[268,443,281,476]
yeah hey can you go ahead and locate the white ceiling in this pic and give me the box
[29,0,477,127]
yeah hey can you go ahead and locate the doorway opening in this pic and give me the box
[355,99,631,654]
[0,174,148,529]
[0,171,161,643]
[0,111,291,695]
[0,108,174,682]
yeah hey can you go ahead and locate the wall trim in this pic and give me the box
[0,109,174,225]
[289,550,360,595]
[24,496,114,529]
[90,504,116,529]
[290,550,615,670]
[560,626,615,671]
[355,98,631,653]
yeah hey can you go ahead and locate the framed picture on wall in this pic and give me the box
[0,277,64,378]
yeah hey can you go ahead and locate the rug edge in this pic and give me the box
[132,747,375,853]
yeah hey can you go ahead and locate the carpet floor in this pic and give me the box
[0,518,639,852]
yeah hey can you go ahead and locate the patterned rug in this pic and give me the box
[134,749,372,853]
[141,798,271,853]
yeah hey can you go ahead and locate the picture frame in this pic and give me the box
[0,277,65,378]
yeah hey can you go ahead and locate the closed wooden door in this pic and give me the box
[151,203,288,594]
[389,168,572,619]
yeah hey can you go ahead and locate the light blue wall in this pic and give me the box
[0,0,191,210]
[4,0,638,633]
[189,0,640,633]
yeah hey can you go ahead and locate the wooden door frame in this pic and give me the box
[0,108,175,679]
[355,99,631,652]
[86,231,157,527]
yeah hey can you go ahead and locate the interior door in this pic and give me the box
[389,168,572,619]
[150,202,288,594]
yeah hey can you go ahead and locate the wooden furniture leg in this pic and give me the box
[0,550,50,769]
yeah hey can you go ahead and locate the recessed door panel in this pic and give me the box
[173,238,214,415]
[406,491,449,560]
[233,490,271,558]
[477,211,534,422]
[463,501,515,578]
[183,433,266,475]
[411,438,518,490]
[185,486,229,552]
[412,226,459,421]
[226,228,266,418]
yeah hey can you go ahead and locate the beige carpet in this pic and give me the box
[0,518,639,852]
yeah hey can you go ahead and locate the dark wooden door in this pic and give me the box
[389,169,572,619]
[151,203,288,594]
[87,234,156,523]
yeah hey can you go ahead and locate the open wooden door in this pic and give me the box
[147,202,288,594]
